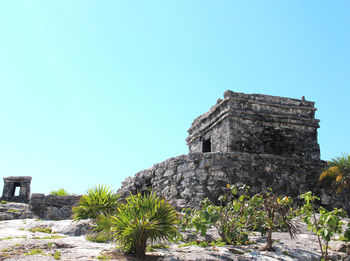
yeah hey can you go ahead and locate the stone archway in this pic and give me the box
[2,176,32,203]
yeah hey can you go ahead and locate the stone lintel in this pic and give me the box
[4,176,32,182]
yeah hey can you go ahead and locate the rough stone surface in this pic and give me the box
[187,91,320,161]
[29,194,81,220]
[1,176,32,203]
[0,202,32,220]
[119,152,327,209]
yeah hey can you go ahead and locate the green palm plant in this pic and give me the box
[110,192,178,257]
[73,184,120,220]
[320,154,350,193]
[91,214,115,242]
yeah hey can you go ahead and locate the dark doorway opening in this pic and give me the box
[202,138,211,153]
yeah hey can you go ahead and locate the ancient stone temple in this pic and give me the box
[187,91,320,160]
[119,91,335,210]
[2,176,32,203]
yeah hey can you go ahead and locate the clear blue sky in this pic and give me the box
[0,1,349,195]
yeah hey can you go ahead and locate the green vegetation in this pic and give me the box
[53,250,61,260]
[92,213,116,242]
[97,255,111,260]
[70,182,350,258]
[299,191,347,260]
[319,153,350,193]
[73,184,120,220]
[182,185,298,250]
[0,200,7,204]
[28,227,53,234]
[182,184,254,245]
[49,188,70,196]
[86,233,112,243]
[0,237,14,240]
[282,250,291,256]
[146,243,170,252]
[23,248,44,255]
[258,190,299,251]
[178,241,208,248]
[7,209,20,213]
[110,192,178,257]
[32,235,65,239]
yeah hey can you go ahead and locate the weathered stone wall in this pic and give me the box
[118,152,328,209]
[187,91,320,160]
[29,194,81,220]
[118,152,350,213]
[318,187,350,214]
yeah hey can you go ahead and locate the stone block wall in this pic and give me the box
[118,152,330,209]
[29,194,81,220]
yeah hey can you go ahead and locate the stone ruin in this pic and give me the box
[1,176,81,220]
[118,90,349,212]
[187,91,320,160]
[2,176,32,203]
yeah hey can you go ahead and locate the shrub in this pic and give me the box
[320,154,350,193]
[182,184,263,245]
[73,185,120,220]
[299,191,347,260]
[258,190,299,251]
[111,192,178,257]
[182,185,299,251]
[49,188,70,196]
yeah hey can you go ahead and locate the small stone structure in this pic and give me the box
[2,176,32,203]
[187,91,320,160]
[119,91,349,212]
[1,176,81,220]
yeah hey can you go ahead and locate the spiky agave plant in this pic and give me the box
[73,184,120,220]
[111,192,178,257]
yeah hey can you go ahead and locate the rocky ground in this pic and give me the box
[0,218,349,261]
[1,202,350,260]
